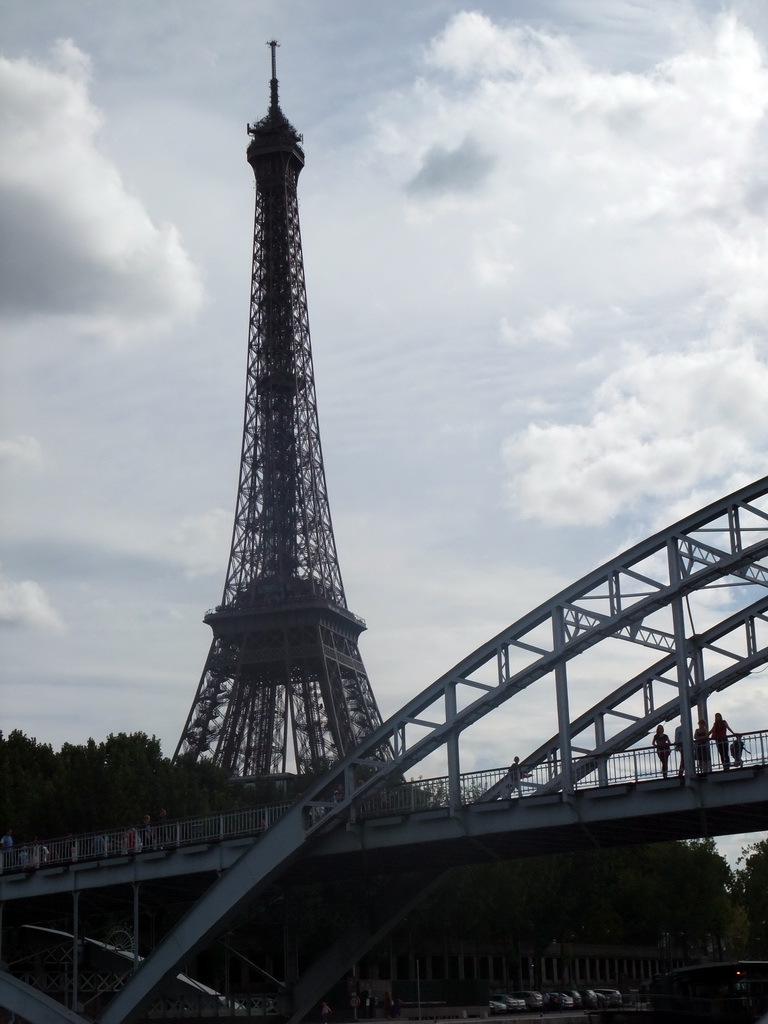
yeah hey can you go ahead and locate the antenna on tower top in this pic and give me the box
[267,39,280,111]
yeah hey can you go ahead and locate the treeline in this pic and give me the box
[386,837,768,965]
[0,729,294,840]
[292,838,767,977]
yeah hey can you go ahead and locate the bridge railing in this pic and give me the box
[0,802,291,875]
[355,728,768,816]
[1,731,765,875]
[571,728,768,790]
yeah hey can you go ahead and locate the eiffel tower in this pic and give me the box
[175,43,385,778]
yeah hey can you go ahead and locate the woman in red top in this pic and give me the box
[709,712,735,770]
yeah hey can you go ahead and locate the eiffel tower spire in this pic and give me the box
[175,45,385,777]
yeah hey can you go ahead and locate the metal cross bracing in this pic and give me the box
[481,589,768,799]
[174,44,386,778]
[321,472,768,809]
[260,474,768,833]
[6,924,276,1023]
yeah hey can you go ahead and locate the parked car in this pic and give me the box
[541,991,575,1011]
[562,991,582,1009]
[577,990,600,1010]
[594,988,622,1008]
[511,991,544,1011]
[489,999,509,1015]
[490,993,527,1013]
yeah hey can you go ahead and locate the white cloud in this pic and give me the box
[501,307,577,349]
[0,39,204,343]
[424,11,584,83]
[377,12,768,317]
[504,345,768,525]
[363,10,768,527]
[0,568,65,634]
[0,434,42,468]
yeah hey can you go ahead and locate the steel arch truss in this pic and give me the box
[319,474,768,812]
[486,591,768,799]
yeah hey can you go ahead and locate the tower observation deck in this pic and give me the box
[175,43,386,778]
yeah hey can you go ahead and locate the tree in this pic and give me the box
[0,730,245,841]
[733,838,768,956]
[0,730,57,837]
[381,839,740,977]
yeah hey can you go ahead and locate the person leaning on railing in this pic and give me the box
[709,713,737,770]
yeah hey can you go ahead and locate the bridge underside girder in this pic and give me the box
[301,767,768,882]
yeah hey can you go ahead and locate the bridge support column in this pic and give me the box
[553,607,573,794]
[446,683,461,811]
[133,882,141,970]
[595,716,608,787]
[668,540,700,781]
[72,890,79,1012]
[691,643,708,717]
[670,593,697,779]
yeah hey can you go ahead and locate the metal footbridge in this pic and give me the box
[3,476,768,1024]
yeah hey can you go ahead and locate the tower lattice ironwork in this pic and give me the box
[175,43,385,778]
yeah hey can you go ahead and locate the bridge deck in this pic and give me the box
[2,728,766,888]
[0,756,764,935]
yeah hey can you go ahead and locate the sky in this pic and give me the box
[2,0,768,862]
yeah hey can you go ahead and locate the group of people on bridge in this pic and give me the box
[652,713,744,778]
[0,809,171,873]
[505,712,750,796]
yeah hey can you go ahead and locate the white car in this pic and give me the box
[511,991,544,1011]
[512,991,548,1007]
[490,994,527,1013]
[594,988,622,1008]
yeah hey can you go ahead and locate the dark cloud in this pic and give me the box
[407,137,494,196]
[0,46,203,338]
[0,537,184,587]
[0,187,196,323]
[0,190,129,316]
